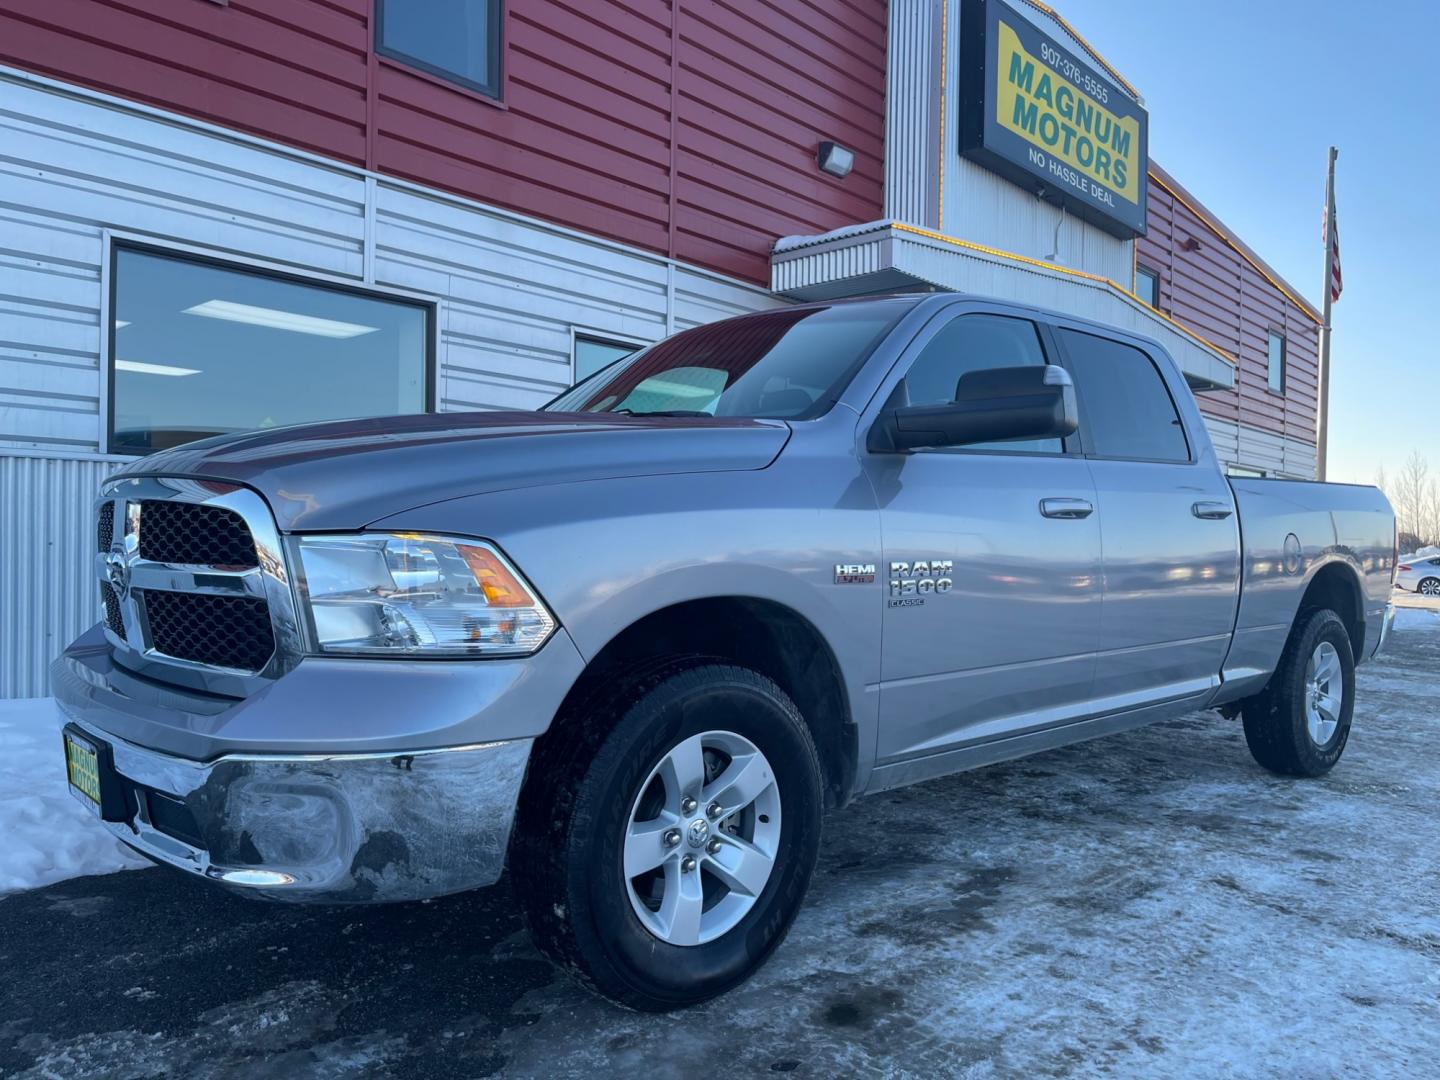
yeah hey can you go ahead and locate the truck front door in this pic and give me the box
[863,312,1103,764]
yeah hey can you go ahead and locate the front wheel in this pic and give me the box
[1241,608,1356,777]
[511,661,823,1011]
[1418,577,1440,597]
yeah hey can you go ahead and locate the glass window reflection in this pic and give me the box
[112,248,430,453]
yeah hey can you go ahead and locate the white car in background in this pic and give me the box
[1397,554,1440,596]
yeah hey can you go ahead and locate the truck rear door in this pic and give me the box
[1053,326,1240,709]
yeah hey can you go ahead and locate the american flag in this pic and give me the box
[1324,201,1343,303]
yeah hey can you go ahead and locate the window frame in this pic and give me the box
[103,234,439,456]
[885,311,1081,460]
[1266,327,1287,395]
[375,0,505,102]
[1135,264,1161,309]
[569,327,650,387]
[1052,324,1196,466]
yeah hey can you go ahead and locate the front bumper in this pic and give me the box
[58,716,532,903]
[50,625,588,902]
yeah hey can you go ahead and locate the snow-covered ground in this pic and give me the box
[0,698,146,896]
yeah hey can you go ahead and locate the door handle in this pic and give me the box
[1040,498,1094,519]
[1192,501,1234,520]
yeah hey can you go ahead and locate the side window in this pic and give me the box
[1058,328,1191,462]
[377,0,503,100]
[902,314,1061,454]
[1135,265,1160,309]
[1267,329,1286,393]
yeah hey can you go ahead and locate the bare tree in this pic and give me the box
[1424,477,1440,550]
[1393,451,1436,550]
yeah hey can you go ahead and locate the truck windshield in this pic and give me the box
[543,301,915,420]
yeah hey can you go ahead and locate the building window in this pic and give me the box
[111,246,431,454]
[1227,465,1267,478]
[1135,264,1160,309]
[377,0,502,100]
[573,334,641,384]
[1266,329,1286,393]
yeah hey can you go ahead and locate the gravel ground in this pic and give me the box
[2,600,1437,1079]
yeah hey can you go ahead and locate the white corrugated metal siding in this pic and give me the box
[1203,417,1316,480]
[0,70,778,696]
[934,0,1136,286]
[0,454,125,697]
[876,1,1135,282]
[885,0,943,226]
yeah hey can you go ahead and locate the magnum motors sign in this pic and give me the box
[959,0,1148,238]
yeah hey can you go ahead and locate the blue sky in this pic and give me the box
[1059,0,1427,483]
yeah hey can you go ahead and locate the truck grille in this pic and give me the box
[100,583,125,637]
[95,482,295,688]
[97,502,114,552]
[138,500,259,568]
[139,589,275,671]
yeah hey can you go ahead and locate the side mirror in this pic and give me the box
[869,365,1079,453]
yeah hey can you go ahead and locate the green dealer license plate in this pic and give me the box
[64,730,103,814]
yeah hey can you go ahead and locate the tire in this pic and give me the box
[510,659,824,1011]
[1419,577,1440,597]
[1241,608,1355,777]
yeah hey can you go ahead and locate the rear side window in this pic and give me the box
[1058,328,1190,462]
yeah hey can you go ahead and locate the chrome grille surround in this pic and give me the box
[96,477,303,697]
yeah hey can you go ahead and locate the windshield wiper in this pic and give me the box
[613,409,715,417]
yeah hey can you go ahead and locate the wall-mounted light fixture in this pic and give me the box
[817,141,854,179]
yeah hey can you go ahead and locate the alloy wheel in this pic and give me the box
[1304,640,1344,746]
[623,730,781,946]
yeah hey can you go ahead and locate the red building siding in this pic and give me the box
[1138,165,1321,448]
[0,0,886,284]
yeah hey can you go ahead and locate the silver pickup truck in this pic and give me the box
[55,294,1395,1010]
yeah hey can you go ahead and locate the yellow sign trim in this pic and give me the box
[889,222,1236,364]
[1018,0,1142,100]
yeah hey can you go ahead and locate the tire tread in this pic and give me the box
[510,657,821,1010]
[1241,607,1354,777]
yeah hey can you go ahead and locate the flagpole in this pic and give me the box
[1317,145,1337,481]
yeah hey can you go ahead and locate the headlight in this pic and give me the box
[294,533,555,657]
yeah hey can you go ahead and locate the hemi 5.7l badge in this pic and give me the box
[834,563,877,584]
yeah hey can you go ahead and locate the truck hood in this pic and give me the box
[110,411,792,531]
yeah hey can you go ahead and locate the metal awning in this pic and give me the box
[772,220,1235,391]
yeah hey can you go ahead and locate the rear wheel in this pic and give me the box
[1242,608,1355,777]
[511,660,823,1011]
[1419,577,1440,597]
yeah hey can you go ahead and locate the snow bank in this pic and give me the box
[1392,607,1440,632]
[0,698,147,896]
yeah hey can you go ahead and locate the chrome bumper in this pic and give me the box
[59,715,531,903]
